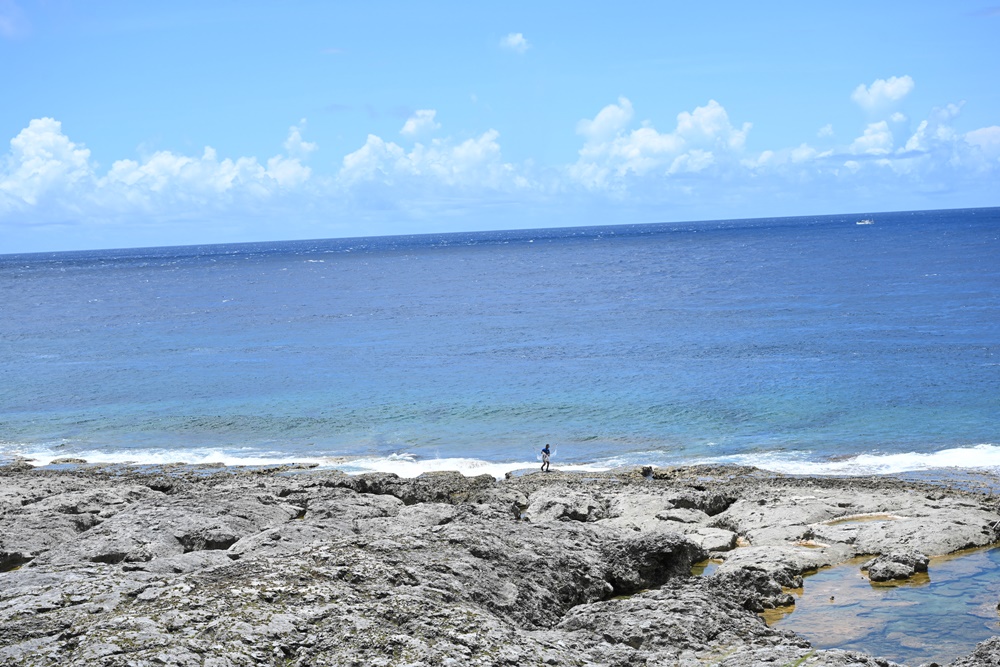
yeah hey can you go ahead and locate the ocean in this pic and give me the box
[2,208,998,478]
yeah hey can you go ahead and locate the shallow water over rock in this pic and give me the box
[766,546,1000,665]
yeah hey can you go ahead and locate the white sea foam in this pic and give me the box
[5,443,999,481]
[7,446,326,469]
[3,445,607,480]
[701,444,1000,476]
[329,452,611,479]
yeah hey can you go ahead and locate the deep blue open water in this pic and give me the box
[1,208,998,477]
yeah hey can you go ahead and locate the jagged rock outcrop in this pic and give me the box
[950,635,1000,667]
[861,550,930,582]
[0,463,997,666]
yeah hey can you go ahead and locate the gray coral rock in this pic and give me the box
[0,464,997,667]
[862,550,930,582]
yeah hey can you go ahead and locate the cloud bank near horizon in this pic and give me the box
[2,76,998,252]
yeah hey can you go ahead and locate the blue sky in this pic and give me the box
[1,1,999,253]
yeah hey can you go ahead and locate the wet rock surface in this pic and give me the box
[1,463,998,666]
[950,636,1000,667]
[862,550,931,582]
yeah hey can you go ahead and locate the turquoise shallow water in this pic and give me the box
[1,208,998,476]
[769,547,1000,665]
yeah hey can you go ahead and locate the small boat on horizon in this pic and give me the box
[856,218,875,225]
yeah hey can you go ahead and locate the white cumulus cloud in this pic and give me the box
[1,118,94,206]
[565,92,999,216]
[791,144,820,163]
[0,117,317,226]
[283,119,318,159]
[808,100,1000,182]
[676,100,751,150]
[400,110,441,137]
[966,126,1000,160]
[851,75,915,111]
[4,90,1000,254]
[500,32,529,54]
[571,98,751,190]
[339,128,518,189]
[576,97,635,142]
[850,121,894,155]
[902,104,962,154]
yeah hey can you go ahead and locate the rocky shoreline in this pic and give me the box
[2,462,999,666]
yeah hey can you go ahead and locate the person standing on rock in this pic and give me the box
[541,444,551,472]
